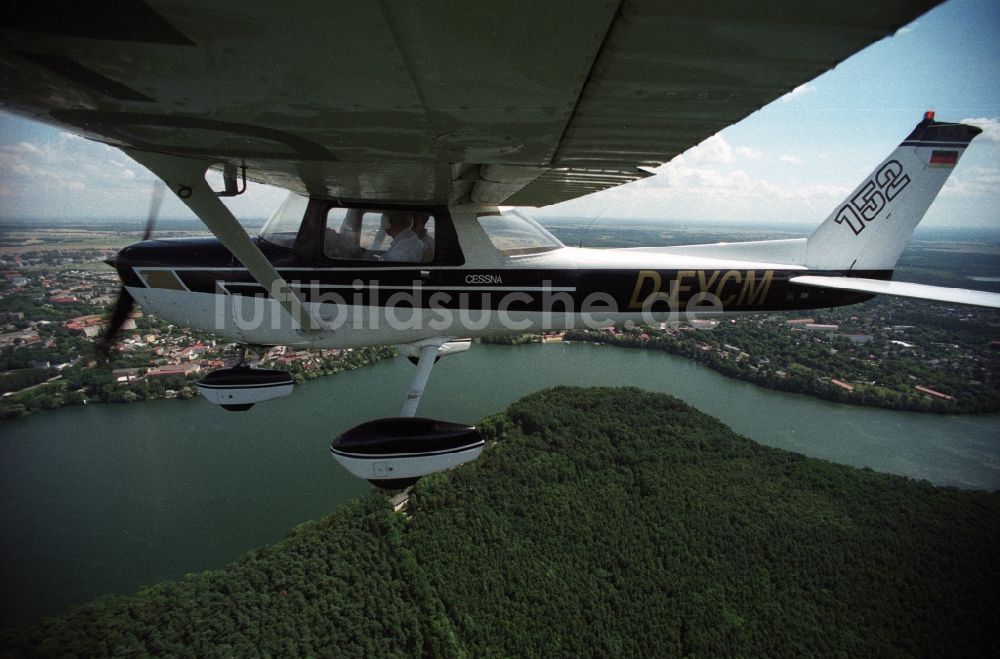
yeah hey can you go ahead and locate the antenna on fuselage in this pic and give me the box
[577,205,610,248]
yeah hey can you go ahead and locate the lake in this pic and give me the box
[1,342,997,627]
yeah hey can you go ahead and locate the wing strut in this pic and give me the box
[122,149,321,331]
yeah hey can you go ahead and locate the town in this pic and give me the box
[556,295,999,413]
[0,231,392,418]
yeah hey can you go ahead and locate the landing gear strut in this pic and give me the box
[396,338,471,416]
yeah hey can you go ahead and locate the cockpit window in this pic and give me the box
[259,192,308,249]
[323,209,435,263]
[478,209,563,256]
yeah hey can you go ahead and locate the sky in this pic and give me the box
[0,0,998,230]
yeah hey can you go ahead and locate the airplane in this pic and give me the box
[2,1,997,487]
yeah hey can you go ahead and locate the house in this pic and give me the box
[112,368,144,384]
[0,330,41,348]
[146,363,202,379]
[82,324,108,339]
[389,489,412,513]
[915,385,955,401]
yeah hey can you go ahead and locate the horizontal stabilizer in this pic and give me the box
[789,276,1000,309]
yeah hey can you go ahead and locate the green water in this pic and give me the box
[1,342,997,627]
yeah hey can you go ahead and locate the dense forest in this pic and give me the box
[3,387,998,656]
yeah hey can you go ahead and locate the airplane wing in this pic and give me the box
[0,0,939,206]
[790,276,1000,309]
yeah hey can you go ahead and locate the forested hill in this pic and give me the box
[4,388,998,657]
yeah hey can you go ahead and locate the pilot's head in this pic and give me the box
[411,212,430,234]
[380,212,412,237]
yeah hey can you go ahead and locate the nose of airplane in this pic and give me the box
[108,237,240,271]
[106,241,144,269]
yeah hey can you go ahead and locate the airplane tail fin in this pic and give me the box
[804,113,981,271]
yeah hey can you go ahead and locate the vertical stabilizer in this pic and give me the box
[805,114,980,270]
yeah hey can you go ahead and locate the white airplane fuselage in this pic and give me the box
[114,206,873,349]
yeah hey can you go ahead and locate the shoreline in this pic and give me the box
[557,330,998,415]
[0,346,396,421]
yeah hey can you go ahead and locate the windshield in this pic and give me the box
[478,209,563,256]
[259,192,309,248]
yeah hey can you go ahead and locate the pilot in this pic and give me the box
[379,212,425,262]
[411,212,434,262]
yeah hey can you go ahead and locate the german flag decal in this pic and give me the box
[929,150,958,167]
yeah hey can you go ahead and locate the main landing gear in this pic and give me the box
[194,339,482,488]
[329,338,483,489]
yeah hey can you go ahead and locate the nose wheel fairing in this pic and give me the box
[195,365,294,411]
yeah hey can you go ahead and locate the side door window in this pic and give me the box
[322,209,435,264]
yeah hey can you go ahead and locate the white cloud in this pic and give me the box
[779,154,804,165]
[734,146,762,159]
[0,136,138,190]
[676,134,735,165]
[934,125,1000,210]
[10,141,43,156]
[0,123,286,222]
[779,83,815,102]
[662,134,767,169]
[962,117,1000,142]
[941,165,1000,198]
[547,149,856,225]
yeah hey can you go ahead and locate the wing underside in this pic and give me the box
[0,0,940,205]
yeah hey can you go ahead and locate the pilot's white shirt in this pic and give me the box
[381,228,425,262]
[419,231,434,258]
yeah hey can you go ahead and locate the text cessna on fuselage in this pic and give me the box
[465,274,503,285]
